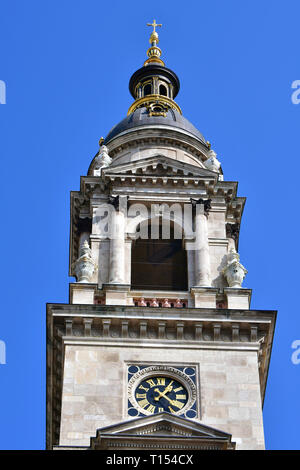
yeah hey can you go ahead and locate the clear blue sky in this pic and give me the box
[0,0,299,450]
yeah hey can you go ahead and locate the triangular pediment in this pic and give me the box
[89,412,235,450]
[103,155,218,180]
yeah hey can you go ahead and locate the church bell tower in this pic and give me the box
[46,21,276,451]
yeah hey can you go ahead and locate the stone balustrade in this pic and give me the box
[94,295,227,309]
[133,297,188,308]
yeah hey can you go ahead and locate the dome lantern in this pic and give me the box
[127,19,181,116]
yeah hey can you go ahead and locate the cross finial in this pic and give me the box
[147,19,162,34]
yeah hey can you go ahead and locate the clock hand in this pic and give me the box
[157,393,176,406]
[154,385,172,400]
[154,387,171,401]
[154,381,174,401]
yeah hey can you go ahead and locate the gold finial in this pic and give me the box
[144,19,164,66]
[147,19,162,45]
[206,140,211,150]
[99,137,104,147]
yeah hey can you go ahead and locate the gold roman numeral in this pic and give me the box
[138,385,149,392]
[136,393,147,398]
[156,377,166,386]
[171,400,185,409]
[146,404,156,413]
[138,398,150,408]
[174,386,183,392]
[146,379,156,387]
[176,394,187,400]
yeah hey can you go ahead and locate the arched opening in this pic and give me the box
[131,220,188,291]
[143,84,152,96]
[159,84,168,96]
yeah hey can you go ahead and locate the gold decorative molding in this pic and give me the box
[128,94,182,116]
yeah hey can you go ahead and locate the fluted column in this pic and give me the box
[194,203,211,286]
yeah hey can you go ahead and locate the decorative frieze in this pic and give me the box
[121,320,129,338]
[65,319,73,336]
[213,323,221,341]
[232,324,240,342]
[139,321,148,339]
[102,319,111,338]
[176,322,184,340]
[83,318,93,337]
[195,323,203,341]
[62,314,267,345]
[158,322,166,339]
[250,325,258,342]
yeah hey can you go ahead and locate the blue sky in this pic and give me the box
[0,0,300,450]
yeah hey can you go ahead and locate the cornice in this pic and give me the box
[105,128,209,161]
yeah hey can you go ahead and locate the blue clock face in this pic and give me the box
[134,376,188,414]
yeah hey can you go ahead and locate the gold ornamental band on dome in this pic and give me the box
[144,55,165,67]
[127,94,182,116]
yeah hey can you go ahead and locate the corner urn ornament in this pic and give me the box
[204,149,221,173]
[93,144,112,176]
[73,240,97,283]
[222,250,248,288]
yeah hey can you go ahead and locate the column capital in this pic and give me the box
[108,195,128,213]
[190,198,212,216]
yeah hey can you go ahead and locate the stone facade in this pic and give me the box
[60,346,263,449]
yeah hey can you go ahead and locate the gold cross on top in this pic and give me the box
[147,19,162,34]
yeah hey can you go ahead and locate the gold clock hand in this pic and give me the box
[154,385,172,400]
[158,393,175,405]
[154,381,174,401]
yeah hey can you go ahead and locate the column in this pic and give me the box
[109,209,125,284]
[194,204,211,286]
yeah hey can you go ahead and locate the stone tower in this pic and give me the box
[46,21,276,451]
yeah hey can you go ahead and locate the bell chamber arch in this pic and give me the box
[131,219,188,291]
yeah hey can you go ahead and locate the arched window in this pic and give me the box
[131,220,188,291]
[143,84,152,96]
[159,84,168,96]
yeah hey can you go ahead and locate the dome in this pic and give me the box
[104,107,206,145]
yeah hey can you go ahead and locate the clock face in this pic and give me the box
[134,376,188,415]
